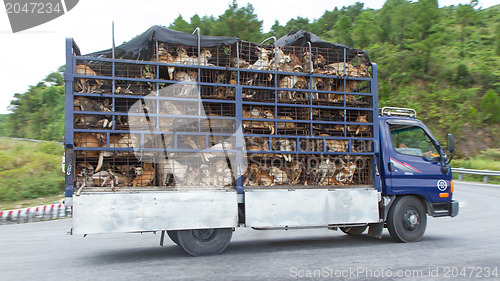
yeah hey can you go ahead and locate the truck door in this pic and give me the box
[386,121,449,201]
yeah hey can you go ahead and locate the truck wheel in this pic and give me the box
[340,226,368,235]
[167,230,180,245]
[387,196,427,243]
[177,228,233,256]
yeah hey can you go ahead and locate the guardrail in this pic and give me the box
[452,168,500,183]
[0,204,71,225]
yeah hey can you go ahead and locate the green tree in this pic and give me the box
[331,14,354,46]
[495,21,500,56]
[5,69,65,141]
[480,89,500,123]
[169,15,193,33]
[408,0,442,74]
[352,10,379,49]
[315,8,340,37]
[455,1,478,57]
[211,1,263,42]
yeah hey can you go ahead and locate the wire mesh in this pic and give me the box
[72,41,375,191]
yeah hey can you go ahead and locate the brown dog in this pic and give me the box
[131,163,155,187]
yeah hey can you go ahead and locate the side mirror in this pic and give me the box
[446,134,455,164]
[447,134,455,153]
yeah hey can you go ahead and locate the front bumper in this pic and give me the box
[430,200,459,217]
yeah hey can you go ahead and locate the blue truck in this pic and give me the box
[64,27,458,256]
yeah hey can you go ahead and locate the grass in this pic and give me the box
[0,193,64,211]
[452,149,500,184]
[0,138,64,203]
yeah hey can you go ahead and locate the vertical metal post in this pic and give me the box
[371,63,380,192]
[111,22,116,130]
[483,176,489,183]
[235,86,244,194]
[342,48,347,136]
[64,38,76,205]
[307,42,313,74]
[236,42,240,68]
[307,42,313,136]
[192,27,201,65]
[192,27,201,104]
[260,36,277,69]
[155,40,160,132]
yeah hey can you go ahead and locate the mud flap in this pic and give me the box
[367,222,384,238]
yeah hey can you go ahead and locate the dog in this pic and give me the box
[75,64,104,93]
[157,159,188,186]
[272,138,295,162]
[316,134,348,152]
[302,52,326,73]
[91,169,131,190]
[269,166,289,185]
[277,76,296,101]
[249,47,271,70]
[183,135,215,162]
[244,163,274,186]
[75,133,139,173]
[174,71,198,82]
[165,46,200,79]
[215,73,237,99]
[285,160,303,185]
[230,57,250,68]
[277,76,308,101]
[311,77,332,100]
[197,49,213,66]
[288,53,303,72]
[270,47,292,72]
[277,116,296,130]
[74,133,107,173]
[74,97,111,127]
[323,62,370,77]
[178,48,213,66]
[156,45,177,79]
[213,159,233,186]
[317,158,339,186]
[336,159,357,184]
[336,80,363,93]
[174,71,198,96]
[292,76,308,100]
[350,114,370,135]
[131,163,155,187]
[242,107,275,135]
[246,137,269,151]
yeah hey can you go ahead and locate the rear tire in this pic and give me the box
[177,228,233,256]
[387,196,427,242]
[340,226,368,235]
[167,230,180,245]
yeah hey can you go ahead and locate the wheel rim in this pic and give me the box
[192,229,217,241]
[402,207,420,232]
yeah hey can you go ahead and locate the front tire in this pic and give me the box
[177,228,233,256]
[387,196,427,242]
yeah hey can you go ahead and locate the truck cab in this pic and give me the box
[377,107,458,242]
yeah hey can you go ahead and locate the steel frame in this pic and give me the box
[64,38,381,196]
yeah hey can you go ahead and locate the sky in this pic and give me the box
[0,0,497,114]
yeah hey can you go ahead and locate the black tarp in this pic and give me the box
[86,26,368,62]
[276,30,369,61]
[87,25,240,60]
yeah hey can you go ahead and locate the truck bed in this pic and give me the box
[65,30,379,196]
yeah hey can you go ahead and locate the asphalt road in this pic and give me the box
[1,182,499,281]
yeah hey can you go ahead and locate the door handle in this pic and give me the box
[388,162,395,172]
